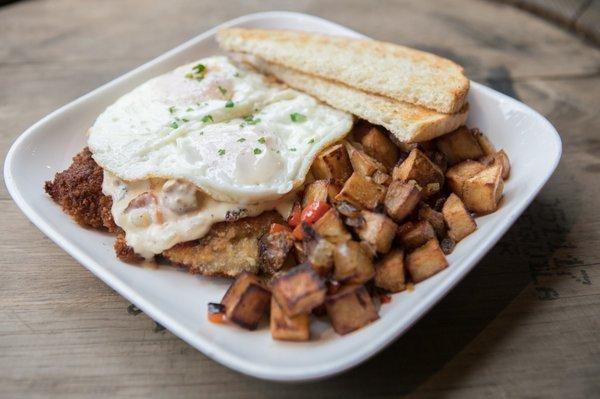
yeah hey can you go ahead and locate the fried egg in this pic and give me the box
[89,56,353,258]
[88,56,353,204]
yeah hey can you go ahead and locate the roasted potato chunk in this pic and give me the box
[313,209,351,244]
[325,285,379,335]
[335,172,386,210]
[463,165,504,214]
[384,180,422,222]
[357,126,400,170]
[355,210,397,254]
[221,272,271,330]
[417,205,446,237]
[311,143,353,184]
[345,141,387,177]
[302,180,339,207]
[472,128,496,155]
[445,160,486,197]
[259,230,294,275]
[305,238,336,276]
[435,126,485,165]
[270,297,310,341]
[375,248,406,292]
[392,149,444,197]
[480,150,510,179]
[406,239,449,283]
[333,240,375,284]
[271,264,326,316]
[442,193,477,242]
[372,170,391,186]
[398,220,436,249]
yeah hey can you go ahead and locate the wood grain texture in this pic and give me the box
[1,0,599,398]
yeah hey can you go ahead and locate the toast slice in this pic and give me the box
[217,28,469,114]
[243,56,468,143]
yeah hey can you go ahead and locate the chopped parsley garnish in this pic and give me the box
[308,138,315,144]
[289,147,297,152]
[257,137,266,144]
[186,64,206,81]
[185,73,194,79]
[237,138,246,142]
[218,86,227,95]
[225,100,234,108]
[170,121,179,129]
[234,72,241,77]
[193,63,206,73]
[182,118,189,122]
[290,113,307,123]
[168,106,176,114]
[218,149,226,156]
[202,115,214,123]
[186,107,194,112]
[253,148,262,155]
[243,115,261,125]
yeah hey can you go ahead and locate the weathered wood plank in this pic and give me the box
[1,0,599,398]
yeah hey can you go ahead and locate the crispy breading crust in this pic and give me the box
[163,211,283,277]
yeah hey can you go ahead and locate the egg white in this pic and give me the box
[88,56,353,204]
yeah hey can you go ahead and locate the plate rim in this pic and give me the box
[3,11,562,381]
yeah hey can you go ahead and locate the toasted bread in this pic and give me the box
[217,28,469,113]
[243,57,468,143]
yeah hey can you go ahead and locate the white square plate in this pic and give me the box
[4,11,561,381]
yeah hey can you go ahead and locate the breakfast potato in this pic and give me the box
[392,149,444,197]
[354,210,397,254]
[406,239,449,283]
[357,126,400,170]
[259,230,295,275]
[270,297,310,341]
[311,143,353,184]
[435,126,485,165]
[374,248,406,292]
[305,237,336,276]
[398,220,436,249]
[463,165,504,214]
[472,128,496,155]
[384,180,422,222]
[302,179,339,207]
[313,208,351,244]
[335,172,386,210]
[271,264,326,316]
[345,141,387,177]
[333,240,375,284]
[442,193,477,242]
[480,150,510,179]
[445,159,486,197]
[372,170,391,186]
[221,272,271,330]
[417,205,446,237]
[325,285,379,335]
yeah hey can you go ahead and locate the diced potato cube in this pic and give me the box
[442,193,477,242]
[313,209,351,244]
[445,160,486,197]
[472,128,496,155]
[271,264,326,316]
[305,238,335,276]
[270,297,310,341]
[372,170,391,186]
[480,150,510,179]
[384,180,422,222]
[311,144,353,184]
[406,239,449,283]
[335,172,386,210]
[355,210,397,254]
[435,126,485,165]
[259,230,294,275]
[392,149,444,197]
[345,141,387,177]
[375,248,406,292]
[302,180,328,207]
[463,165,504,214]
[398,220,435,249]
[417,206,446,237]
[221,272,271,330]
[325,285,379,335]
[333,240,375,284]
[358,126,400,170]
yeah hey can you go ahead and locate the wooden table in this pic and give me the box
[1,0,599,397]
